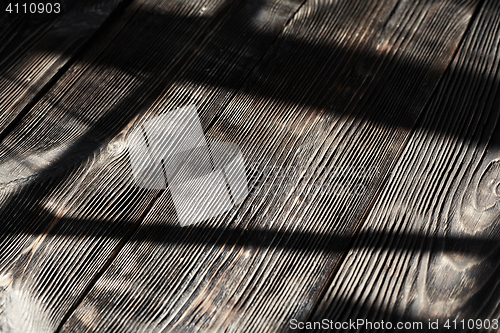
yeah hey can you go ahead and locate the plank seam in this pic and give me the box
[53,189,165,333]
[48,1,241,330]
[0,0,135,145]
[51,0,311,329]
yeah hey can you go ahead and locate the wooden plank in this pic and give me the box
[0,0,307,332]
[0,0,246,331]
[57,0,480,332]
[310,0,500,327]
[0,0,125,135]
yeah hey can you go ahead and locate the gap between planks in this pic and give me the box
[52,0,309,330]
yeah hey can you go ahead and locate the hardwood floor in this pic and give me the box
[312,0,500,328]
[0,0,496,332]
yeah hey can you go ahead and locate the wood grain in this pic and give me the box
[55,0,480,332]
[0,0,259,332]
[311,0,500,329]
[0,0,124,135]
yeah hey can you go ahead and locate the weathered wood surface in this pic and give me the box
[311,0,500,330]
[41,0,479,332]
[0,0,123,135]
[0,0,491,332]
[0,0,256,331]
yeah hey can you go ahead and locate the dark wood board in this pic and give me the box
[0,0,124,135]
[0,0,273,331]
[56,0,480,332]
[310,0,500,330]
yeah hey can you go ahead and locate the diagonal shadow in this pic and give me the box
[0,0,489,144]
[0,0,497,331]
[0,0,241,271]
[27,205,500,257]
[0,0,494,257]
